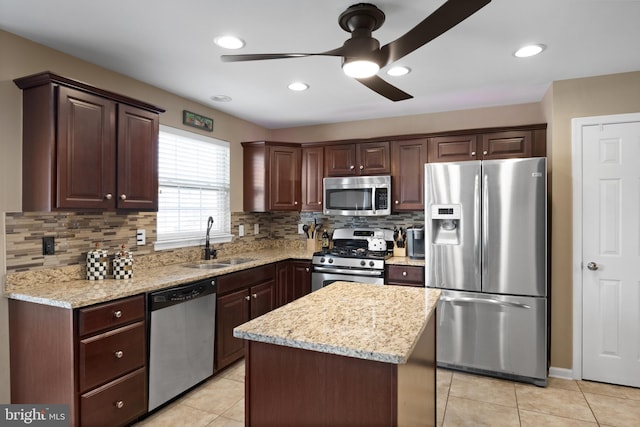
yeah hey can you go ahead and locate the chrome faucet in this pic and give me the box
[204,216,217,260]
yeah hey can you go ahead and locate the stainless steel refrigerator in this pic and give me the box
[425,158,547,386]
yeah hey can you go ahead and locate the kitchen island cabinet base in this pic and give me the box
[244,310,436,426]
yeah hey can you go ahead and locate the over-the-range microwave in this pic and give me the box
[323,175,391,216]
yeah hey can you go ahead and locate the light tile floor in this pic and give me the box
[136,360,640,426]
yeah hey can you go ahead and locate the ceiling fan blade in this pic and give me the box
[356,75,413,101]
[221,47,346,63]
[379,0,491,65]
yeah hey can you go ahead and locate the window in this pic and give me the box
[155,125,232,250]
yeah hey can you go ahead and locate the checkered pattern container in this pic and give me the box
[86,247,108,280]
[113,247,134,280]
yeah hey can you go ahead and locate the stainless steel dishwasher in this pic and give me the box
[148,278,217,411]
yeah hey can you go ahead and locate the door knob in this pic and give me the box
[587,262,599,271]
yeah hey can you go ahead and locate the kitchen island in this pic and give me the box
[234,281,440,427]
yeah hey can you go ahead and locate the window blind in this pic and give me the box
[156,125,231,248]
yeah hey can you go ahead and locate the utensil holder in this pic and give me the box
[307,239,320,252]
[393,246,407,257]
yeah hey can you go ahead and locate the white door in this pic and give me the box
[579,116,640,387]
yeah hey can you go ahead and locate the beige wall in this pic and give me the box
[547,71,640,369]
[1,28,639,401]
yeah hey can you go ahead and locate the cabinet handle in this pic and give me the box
[294,201,298,205]
[359,165,364,170]
[483,151,488,155]
[402,271,407,277]
[471,151,476,156]
[105,193,113,200]
[318,201,322,205]
[113,310,122,319]
[114,350,124,359]
[252,293,258,299]
[245,295,251,301]
[395,200,399,204]
[115,400,124,409]
[305,268,310,272]
[349,165,355,170]
[120,194,127,200]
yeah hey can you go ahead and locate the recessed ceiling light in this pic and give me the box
[387,66,411,77]
[210,95,232,102]
[214,35,245,50]
[514,44,546,58]
[288,82,309,91]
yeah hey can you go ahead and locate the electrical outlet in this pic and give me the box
[298,223,305,234]
[136,229,146,246]
[238,224,245,237]
[254,223,259,235]
[42,236,55,255]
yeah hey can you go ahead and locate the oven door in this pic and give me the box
[311,266,384,292]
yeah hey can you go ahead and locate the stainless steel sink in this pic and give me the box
[185,262,228,269]
[215,258,256,265]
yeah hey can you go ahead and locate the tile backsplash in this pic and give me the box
[4,210,424,274]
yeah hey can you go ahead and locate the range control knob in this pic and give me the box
[369,261,375,267]
[360,260,366,266]
[328,258,334,263]
[320,257,326,263]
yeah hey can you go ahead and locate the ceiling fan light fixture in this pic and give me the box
[342,59,380,78]
[288,82,309,91]
[214,35,245,50]
[514,44,546,58]
[387,66,411,77]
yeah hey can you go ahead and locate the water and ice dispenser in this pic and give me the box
[430,204,461,245]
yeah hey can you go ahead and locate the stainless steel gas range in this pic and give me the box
[311,228,395,291]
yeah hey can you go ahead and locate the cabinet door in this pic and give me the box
[428,135,478,162]
[292,261,312,300]
[391,139,428,211]
[358,141,390,175]
[57,86,116,209]
[216,289,250,370]
[481,130,532,159]
[268,145,301,211]
[325,144,357,176]
[117,104,159,210]
[250,280,276,319]
[276,261,293,308]
[301,147,324,211]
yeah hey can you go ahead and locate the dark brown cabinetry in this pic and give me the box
[14,72,164,211]
[386,264,425,287]
[301,146,324,211]
[324,141,390,176]
[242,141,301,212]
[391,138,429,211]
[276,260,312,307]
[428,128,546,163]
[215,264,276,370]
[9,295,147,427]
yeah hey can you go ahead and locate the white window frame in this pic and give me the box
[154,125,233,251]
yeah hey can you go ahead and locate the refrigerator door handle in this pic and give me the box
[482,172,489,277]
[440,296,531,309]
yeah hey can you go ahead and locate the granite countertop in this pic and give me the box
[386,256,426,266]
[234,281,440,365]
[4,248,316,309]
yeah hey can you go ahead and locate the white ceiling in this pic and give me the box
[1,0,639,129]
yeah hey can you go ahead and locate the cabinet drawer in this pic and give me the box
[79,321,146,392]
[217,264,276,294]
[386,265,425,285]
[79,295,145,336]
[81,367,146,427]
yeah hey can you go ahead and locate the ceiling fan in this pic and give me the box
[221,0,491,101]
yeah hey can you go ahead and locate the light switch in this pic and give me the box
[239,225,245,237]
[136,229,146,246]
[254,224,259,235]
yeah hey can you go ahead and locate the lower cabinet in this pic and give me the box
[276,260,312,307]
[386,264,425,287]
[215,264,277,371]
[9,294,147,427]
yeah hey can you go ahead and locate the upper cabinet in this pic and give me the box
[14,72,164,212]
[428,128,546,163]
[242,141,301,212]
[391,138,429,211]
[325,141,390,176]
[301,146,324,211]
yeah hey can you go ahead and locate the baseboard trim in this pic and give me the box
[549,366,575,380]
